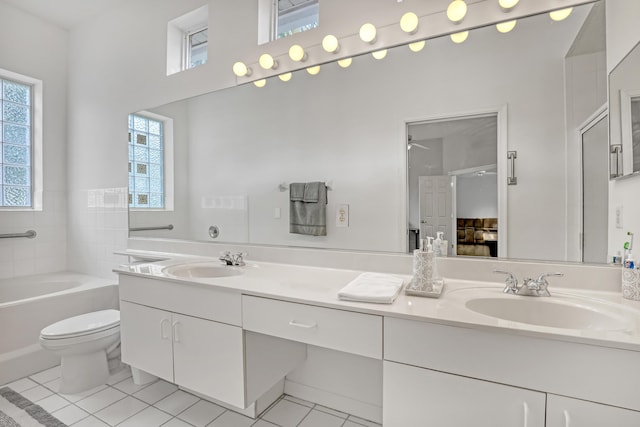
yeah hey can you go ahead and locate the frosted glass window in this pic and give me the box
[128,114,164,208]
[1,77,32,207]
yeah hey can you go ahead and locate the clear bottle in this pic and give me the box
[434,232,443,257]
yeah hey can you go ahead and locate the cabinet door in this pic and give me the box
[547,394,640,427]
[172,313,245,408]
[120,301,173,382]
[384,361,545,427]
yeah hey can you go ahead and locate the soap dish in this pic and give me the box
[404,279,445,298]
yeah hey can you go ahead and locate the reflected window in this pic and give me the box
[276,0,319,40]
[128,114,165,209]
[1,76,33,207]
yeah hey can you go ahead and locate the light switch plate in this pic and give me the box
[336,204,349,227]
[274,207,281,219]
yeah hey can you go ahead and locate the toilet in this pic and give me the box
[39,309,120,394]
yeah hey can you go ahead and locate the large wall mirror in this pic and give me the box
[129,1,613,264]
[609,38,640,179]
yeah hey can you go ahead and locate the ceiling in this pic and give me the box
[0,0,127,30]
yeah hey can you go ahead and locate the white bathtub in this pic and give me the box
[0,272,118,385]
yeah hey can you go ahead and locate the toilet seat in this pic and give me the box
[40,309,120,340]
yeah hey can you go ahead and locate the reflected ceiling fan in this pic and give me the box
[407,135,430,150]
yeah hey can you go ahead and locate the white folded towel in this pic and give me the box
[337,272,404,304]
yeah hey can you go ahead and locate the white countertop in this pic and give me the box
[115,254,640,352]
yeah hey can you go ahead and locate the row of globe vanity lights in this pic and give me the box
[232,0,576,87]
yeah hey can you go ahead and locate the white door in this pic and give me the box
[547,394,640,427]
[419,175,452,244]
[384,361,546,427]
[120,301,174,382]
[582,115,609,263]
[172,313,246,408]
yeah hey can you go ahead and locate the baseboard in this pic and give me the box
[284,379,382,424]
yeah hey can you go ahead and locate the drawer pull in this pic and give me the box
[289,320,317,329]
[160,318,170,340]
[173,321,181,343]
[563,410,571,427]
[522,402,529,427]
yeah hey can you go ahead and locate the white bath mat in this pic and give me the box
[0,386,67,426]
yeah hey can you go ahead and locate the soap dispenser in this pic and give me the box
[412,237,435,291]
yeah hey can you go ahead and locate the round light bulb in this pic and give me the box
[359,23,377,43]
[337,58,352,68]
[408,40,426,52]
[372,49,388,60]
[232,61,250,77]
[322,35,340,53]
[253,79,266,88]
[549,7,573,21]
[289,45,307,62]
[447,0,467,23]
[307,65,321,75]
[496,19,517,33]
[498,0,519,10]
[450,31,469,43]
[400,12,419,34]
[278,73,292,82]
[259,53,277,70]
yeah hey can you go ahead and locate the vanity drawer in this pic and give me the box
[242,295,382,359]
[118,274,241,326]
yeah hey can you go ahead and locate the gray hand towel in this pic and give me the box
[290,182,327,236]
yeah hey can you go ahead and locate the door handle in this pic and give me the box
[160,318,170,339]
[563,409,571,427]
[522,401,529,427]
[289,320,317,329]
[172,321,181,343]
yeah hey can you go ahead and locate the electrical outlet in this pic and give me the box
[274,207,281,219]
[336,204,349,227]
[616,205,623,229]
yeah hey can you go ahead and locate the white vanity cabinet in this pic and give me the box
[120,301,245,407]
[384,360,546,426]
[546,395,640,427]
[118,274,306,411]
[384,317,640,426]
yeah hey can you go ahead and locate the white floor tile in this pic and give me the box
[176,400,225,427]
[106,366,132,385]
[43,378,62,392]
[297,409,344,427]
[112,376,156,394]
[251,420,279,427]
[75,387,127,413]
[154,390,199,415]
[71,415,111,427]
[3,377,39,392]
[61,384,108,402]
[161,417,193,427]
[342,421,365,427]
[117,406,173,427]
[262,399,312,427]
[53,404,91,425]
[345,415,381,427]
[133,380,179,404]
[29,366,61,384]
[37,393,70,412]
[207,409,255,427]
[22,384,54,402]
[94,396,148,426]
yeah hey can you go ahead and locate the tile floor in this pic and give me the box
[1,366,381,427]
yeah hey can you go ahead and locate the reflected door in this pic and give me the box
[582,115,609,263]
[419,176,452,244]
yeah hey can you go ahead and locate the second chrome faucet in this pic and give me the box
[493,270,564,297]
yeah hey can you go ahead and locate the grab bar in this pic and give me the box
[129,224,174,232]
[0,230,37,239]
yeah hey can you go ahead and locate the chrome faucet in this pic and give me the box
[493,270,563,297]
[219,251,246,266]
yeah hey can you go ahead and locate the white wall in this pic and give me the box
[606,0,640,261]
[0,4,68,279]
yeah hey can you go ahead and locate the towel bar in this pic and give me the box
[278,182,333,192]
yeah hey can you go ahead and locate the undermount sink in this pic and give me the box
[465,297,629,331]
[163,262,243,279]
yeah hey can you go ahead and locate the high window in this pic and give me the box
[187,27,208,69]
[0,71,42,209]
[275,0,319,40]
[166,5,209,75]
